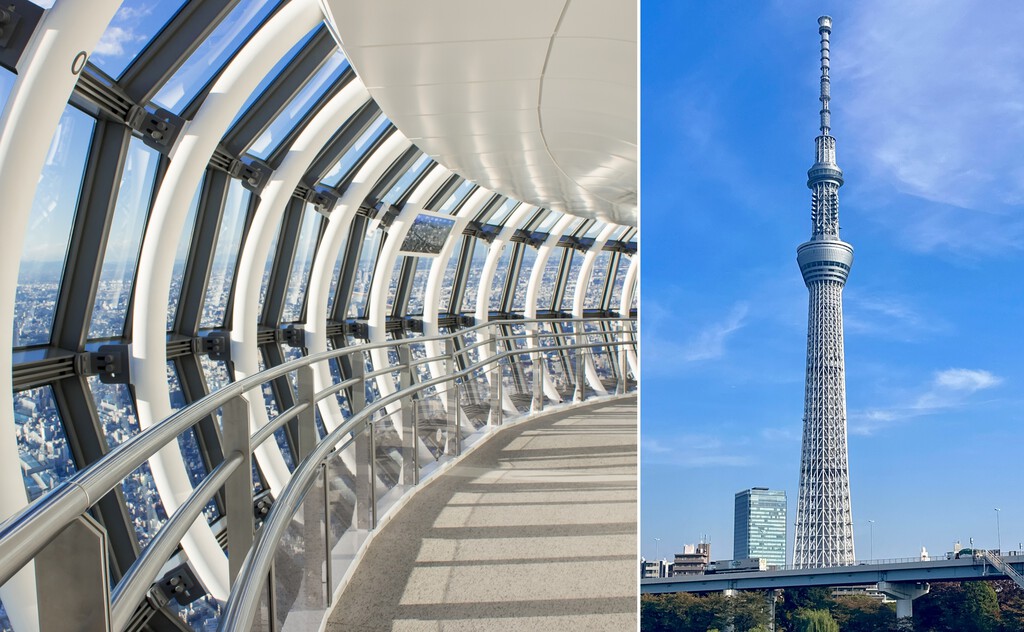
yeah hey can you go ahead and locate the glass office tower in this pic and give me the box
[734,488,787,569]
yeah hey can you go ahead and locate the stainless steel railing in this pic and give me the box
[0,317,636,631]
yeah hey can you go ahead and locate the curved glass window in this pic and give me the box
[384,257,405,314]
[485,198,518,227]
[459,239,486,313]
[537,249,565,311]
[439,238,464,313]
[282,204,322,323]
[151,0,278,113]
[258,218,282,321]
[0,67,15,112]
[167,362,219,524]
[584,251,612,309]
[14,107,95,347]
[247,51,349,159]
[13,386,76,501]
[380,153,431,206]
[511,245,538,311]
[488,244,514,311]
[326,229,350,318]
[257,351,296,472]
[560,250,584,312]
[91,0,190,78]
[348,226,382,318]
[406,257,432,315]
[89,138,161,339]
[534,210,562,234]
[608,254,630,310]
[437,180,474,214]
[167,180,203,330]
[320,113,389,188]
[88,378,169,549]
[200,179,252,329]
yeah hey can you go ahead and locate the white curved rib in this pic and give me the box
[619,254,638,376]
[571,223,619,396]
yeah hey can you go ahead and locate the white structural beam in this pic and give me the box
[571,223,619,396]
[0,2,127,629]
[230,80,372,493]
[129,0,325,601]
[619,255,638,376]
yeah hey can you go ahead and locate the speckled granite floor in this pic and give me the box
[325,397,637,632]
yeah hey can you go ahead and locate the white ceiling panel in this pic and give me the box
[321,0,637,225]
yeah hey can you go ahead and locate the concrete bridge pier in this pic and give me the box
[878,581,930,621]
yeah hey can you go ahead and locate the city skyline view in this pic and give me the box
[642,0,1024,565]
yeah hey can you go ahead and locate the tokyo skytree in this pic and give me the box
[792,15,856,569]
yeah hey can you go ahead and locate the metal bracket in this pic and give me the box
[253,489,274,522]
[305,185,339,217]
[155,563,204,606]
[459,315,476,328]
[282,325,305,348]
[229,157,272,194]
[77,344,131,384]
[351,321,369,340]
[201,331,230,363]
[125,105,183,153]
[376,202,401,229]
[0,1,43,71]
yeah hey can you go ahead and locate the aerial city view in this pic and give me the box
[642,3,1023,631]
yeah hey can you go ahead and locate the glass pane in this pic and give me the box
[201,179,252,329]
[534,210,562,234]
[274,474,327,630]
[488,245,514,311]
[168,362,220,524]
[91,0,190,78]
[511,244,537,311]
[459,239,485,313]
[14,107,95,347]
[384,257,404,314]
[151,0,279,113]
[439,238,464,313]
[559,250,583,312]
[326,443,362,594]
[537,249,564,312]
[13,386,76,501]
[583,220,605,239]
[347,227,382,318]
[380,153,431,207]
[485,198,518,226]
[608,254,630,310]
[228,27,318,132]
[248,52,349,159]
[258,351,296,472]
[0,67,15,113]
[0,599,11,632]
[436,179,474,214]
[319,113,389,188]
[168,180,204,330]
[405,257,431,315]
[171,595,223,631]
[282,205,322,323]
[584,251,612,310]
[88,378,169,549]
[258,216,283,321]
[325,230,350,318]
[89,138,161,339]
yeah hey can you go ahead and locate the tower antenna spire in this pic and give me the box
[818,15,832,136]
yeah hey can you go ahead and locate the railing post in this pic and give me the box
[296,364,316,460]
[531,328,544,413]
[398,344,417,486]
[445,338,461,457]
[574,330,586,402]
[617,321,628,395]
[351,356,373,530]
[221,395,253,583]
[35,513,111,631]
[488,330,502,426]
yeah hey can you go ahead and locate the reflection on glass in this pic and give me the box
[257,351,296,472]
[459,239,486,313]
[583,220,606,239]
[488,244,514,312]
[168,180,204,330]
[534,210,562,234]
[282,205,322,322]
[608,254,630,310]
[380,153,431,207]
[91,0,190,78]
[538,248,565,311]
[511,245,538,311]
[201,179,251,329]
[319,114,389,188]
[325,229,350,317]
[584,251,612,310]
[436,179,474,214]
[248,51,349,159]
[167,362,220,524]
[484,197,518,226]
[384,257,404,314]
[151,0,277,113]
[13,386,76,501]
[439,238,464,313]
[0,67,15,113]
[405,257,431,315]
[88,377,169,549]
[560,250,583,313]
[347,227,381,318]
[89,138,161,339]
[258,217,282,321]
[14,106,95,347]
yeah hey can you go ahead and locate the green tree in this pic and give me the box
[794,609,840,632]
[915,582,1001,632]
[832,594,897,632]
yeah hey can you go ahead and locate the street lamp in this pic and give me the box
[868,520,875,561]
[654,537,661,561]
[994,509,1001,554]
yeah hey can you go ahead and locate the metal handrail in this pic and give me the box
[0,317,635,617]
[218,337,634,630]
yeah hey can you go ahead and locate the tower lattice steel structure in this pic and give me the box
[792,15,856,569]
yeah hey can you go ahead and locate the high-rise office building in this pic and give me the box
[792,15,857,568]
[734,488,787,569]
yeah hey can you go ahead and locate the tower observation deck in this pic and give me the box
[792,15,856,569]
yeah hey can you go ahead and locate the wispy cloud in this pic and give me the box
[837,0,1024,255]
[844,293,948,341]
[642,435,755,468]
[850,368,1003,435]
[681,303,750,362]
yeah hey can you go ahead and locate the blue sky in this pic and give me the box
[641,0,1024,564]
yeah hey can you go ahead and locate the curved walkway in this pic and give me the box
[326,396,637,631]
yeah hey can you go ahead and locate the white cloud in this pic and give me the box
[642,435,755,468]
[681,303,749,362]
[844,293,948,341]
[850,367,1003,435]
